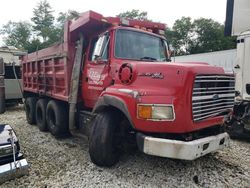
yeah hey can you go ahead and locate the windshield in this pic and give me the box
[115,29,169,62]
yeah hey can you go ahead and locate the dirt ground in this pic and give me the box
[1,105,250,188]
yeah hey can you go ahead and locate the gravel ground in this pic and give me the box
[0,105,250,188]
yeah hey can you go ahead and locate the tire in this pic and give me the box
[25,97,37,125]
[89,110,122,167]
[36,99,48,132]
[46,100,68,137]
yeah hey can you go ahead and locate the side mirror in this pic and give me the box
[168,44,176,62]
[0,57,4,76]
[92,36,106,61]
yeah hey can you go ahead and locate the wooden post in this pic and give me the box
[68,34,84,135]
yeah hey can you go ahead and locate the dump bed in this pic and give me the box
[22,10,166,102]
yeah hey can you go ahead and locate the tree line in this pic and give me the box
[165,17,236,55]
[0,1,236,55]
[0,0,79,53]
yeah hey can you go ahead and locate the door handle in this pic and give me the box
[234,64,240,69]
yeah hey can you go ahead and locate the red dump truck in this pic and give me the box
[22,11,234,166]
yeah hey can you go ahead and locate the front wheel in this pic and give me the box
[89,110,122,167]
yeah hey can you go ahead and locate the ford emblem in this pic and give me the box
[212,94,219,100]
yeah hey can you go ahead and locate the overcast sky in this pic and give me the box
[0,0,228,46]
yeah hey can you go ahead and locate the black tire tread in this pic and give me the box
[89,110,121,167]
[25,97,37,125]
[46,100,68,137]
[36,99,49,132]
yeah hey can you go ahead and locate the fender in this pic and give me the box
[93,95,134,128]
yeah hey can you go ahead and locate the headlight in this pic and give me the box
[137,104,175,121]
[0,144,17,157]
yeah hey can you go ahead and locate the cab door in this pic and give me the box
[82,32,113,108]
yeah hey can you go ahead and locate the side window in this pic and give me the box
[101,35,109,60]
[89,33,110,61]
[88,37,98,61]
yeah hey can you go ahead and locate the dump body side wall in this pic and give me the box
[22,44,73,102]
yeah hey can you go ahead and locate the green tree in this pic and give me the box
[56,10,80,41]
[117,9,149,20]
[0,21,47,53]
[166,17,194,55]
[27,39,43,53]
[0,21,31,50]
[57,10,79,27]
[31,0,54,42]
[190,18,236,54]
[0,2,81,52]
[166,17,236,55]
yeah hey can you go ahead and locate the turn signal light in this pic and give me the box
[138,105,152,119]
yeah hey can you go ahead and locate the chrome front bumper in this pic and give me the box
[136,132,230,160]
[0,159,29,184]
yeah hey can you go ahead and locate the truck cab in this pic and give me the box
[82,26,170,107]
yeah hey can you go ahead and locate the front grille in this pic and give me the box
[192,75,235,121]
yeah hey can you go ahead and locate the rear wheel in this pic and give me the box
[46,100,68,137]
[89,110,122,167]
[36,99,48,131]
[25,97,37,125]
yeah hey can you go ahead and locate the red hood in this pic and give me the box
[116,61,225,96]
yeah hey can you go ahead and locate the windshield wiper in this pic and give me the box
[140,56,157,61]
[160,58,172,62]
